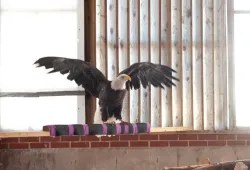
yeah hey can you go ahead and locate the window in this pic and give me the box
[0,0,84,132]
[234,0,250,126]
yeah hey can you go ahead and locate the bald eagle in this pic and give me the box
[34,56,179,124]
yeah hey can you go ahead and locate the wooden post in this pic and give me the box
[84,0,96,124]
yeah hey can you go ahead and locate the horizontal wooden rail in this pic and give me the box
[0,131,50,138]
[0,90,85,97]
[150,127,193,133]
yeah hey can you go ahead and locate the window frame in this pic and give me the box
[0,0,86,128]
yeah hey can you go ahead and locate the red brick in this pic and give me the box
[71,142,89,148]
[198,134,217,140]
[40,136,61,142]
[81,136,100,141]
[237,134,250,140]
[110,141,129,147]
[120,135,139,141]
[51,142,70,148]
[227,140,246,146]
[100,135,119,141]
[130,141,149,147]
[159,134,178,140]
[9,143,29,149]
[91,142,109,148]
[179,134,197,140]
[208,141,226,146]
[150,141,169,147]
[61,136,80,142]
[169,141,188,147]
[30,143,49,148]
[0,137,19,143]
[20,137,39,143]
[0,144,8,149]
[139,134,158,140]
[189,141,207,147]
[217,134,236,140]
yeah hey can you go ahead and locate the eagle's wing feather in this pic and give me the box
[34,56,109,98]
[118,62,179,90]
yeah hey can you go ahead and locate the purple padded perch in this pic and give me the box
[43,123,151,136]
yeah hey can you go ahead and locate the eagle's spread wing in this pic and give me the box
[34,56,109,98]
[118,62,179,90]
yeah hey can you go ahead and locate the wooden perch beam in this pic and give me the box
[0,90,85,97]
[150,127,193,133]
[164,159,250,170]
[0,131,50,138]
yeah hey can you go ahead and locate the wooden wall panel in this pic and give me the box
[171,0,182,127]
[139,0,150,123]
[107,0,117,80]
[118,0,130,122]
[93,0,231,130]
[160,0,172,127]
[150,0,161,127]
[227,0,236,129]
[192,0,203,130]
[182,0,192,128]
[94,0,107,123]
[202,0,214,130]
[214,0,227,130]
[129,0,139,123]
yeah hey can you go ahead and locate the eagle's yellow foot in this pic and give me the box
[120,120,130,125]
[103,120,116,124]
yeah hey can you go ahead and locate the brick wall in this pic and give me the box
[1,132,250,150]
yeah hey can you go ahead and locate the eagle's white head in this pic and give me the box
[111,74,131,90]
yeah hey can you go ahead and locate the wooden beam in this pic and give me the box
[84,0,97,124]
[0,90,85,97]
[164,159,250,170]
[0,131,50,138]
[150,126,192,133]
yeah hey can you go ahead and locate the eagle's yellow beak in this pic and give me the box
[125,75,131,81]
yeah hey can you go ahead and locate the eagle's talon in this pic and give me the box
[120,120,130,125]
[103,120,116,124]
